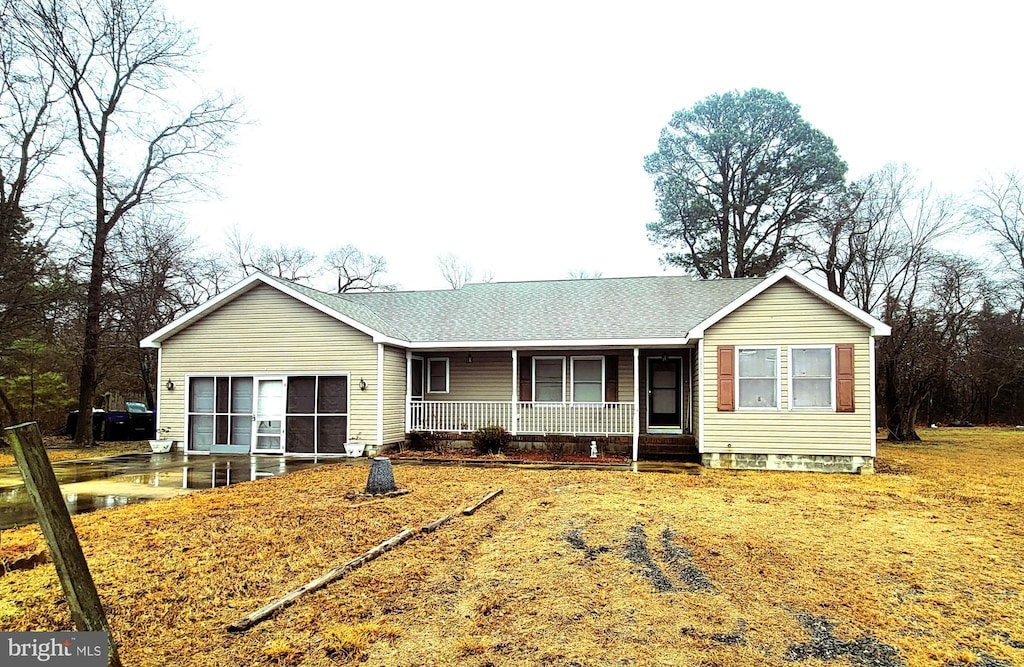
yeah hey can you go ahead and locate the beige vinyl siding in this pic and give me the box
[382,345,407,444]
[426,351,513,401]
[701,279,873,456]
[157,284,379,445]
[421,350,636,403]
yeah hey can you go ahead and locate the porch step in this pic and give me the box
[637,435,699,463]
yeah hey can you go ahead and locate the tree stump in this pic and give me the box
[364,457,397,495]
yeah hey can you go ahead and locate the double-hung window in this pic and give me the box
[736,347,779,408]
[790,346,834,409]
[427,358,449,393]
[533,357,565,402]
[571,357,603,402]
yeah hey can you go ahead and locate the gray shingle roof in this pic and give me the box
[269,274,765,344]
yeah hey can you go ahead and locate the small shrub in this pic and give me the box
[471,425,511,455]
[407,431,442,452]
[544,434,577,460]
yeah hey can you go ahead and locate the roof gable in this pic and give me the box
[687,268,891,338]
[139,273,406,348]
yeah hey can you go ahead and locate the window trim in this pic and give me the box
[532,356,566,403]
[788,345,836,411]
[427,357,449,394]
[570,355,604,403]
[735,346,781,410]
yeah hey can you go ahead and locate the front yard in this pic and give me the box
[1,429,1021,666]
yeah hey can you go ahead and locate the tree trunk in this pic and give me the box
[0,385,20,425]
[74,224,109,446]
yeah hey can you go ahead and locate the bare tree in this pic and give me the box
[807,164,957,314]
[12,0,242,443]
[970,171,1024,321]
[437,252,475,289]
[567,269,604,279]
[322,245,395,292]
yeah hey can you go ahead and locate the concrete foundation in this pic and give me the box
[702,452,874,474]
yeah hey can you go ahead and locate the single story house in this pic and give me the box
[140,267,890,472]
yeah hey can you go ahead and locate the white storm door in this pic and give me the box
[252,378,285,453]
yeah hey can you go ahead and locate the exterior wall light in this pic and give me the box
[166,380,175,391]
[359,378,367,391]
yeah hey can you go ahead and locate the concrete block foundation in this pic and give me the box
[702,452,874,474]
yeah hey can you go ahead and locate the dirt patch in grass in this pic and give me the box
[0,437,150,468]
[0,427,1022,666]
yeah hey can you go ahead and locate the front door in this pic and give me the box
[648,358,682,430]
[253,378,285,453]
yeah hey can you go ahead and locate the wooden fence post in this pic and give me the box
[5,422,122,667]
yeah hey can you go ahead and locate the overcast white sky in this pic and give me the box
[170,0,1023,291]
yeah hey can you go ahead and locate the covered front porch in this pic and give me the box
[403,347,697,460]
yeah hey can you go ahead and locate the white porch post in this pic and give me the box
[405,349,412,434]
[511,349,518,435]
[377,343,385,447]
[632,347,640,462]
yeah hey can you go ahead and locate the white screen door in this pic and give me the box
[253,378,285,453]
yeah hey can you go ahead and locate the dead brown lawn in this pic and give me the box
[0,428,1022,666]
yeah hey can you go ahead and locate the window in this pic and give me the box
[571,357,603,402]
[736,347,778,408]
[533,357,565,402]
[790,347,833,409]
[410,357,424,400]
[285,375,349,454]
[188,376,253,451]
[427,358,448,393]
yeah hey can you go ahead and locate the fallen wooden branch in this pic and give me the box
[420,514,452,533]
[228,527,415,632]
[462,489,503,516]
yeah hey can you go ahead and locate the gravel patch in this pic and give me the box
[785,615,904,667]
[710,619,747,645]
[993,630,1024,649]
[563,528,612,560]
[660,528,716,593]
[623,524,674,592]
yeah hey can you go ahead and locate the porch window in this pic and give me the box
[571,357,603,402]
[285,375,349,454]
[187,376,253,451]
[427,358,449,393]
[534,357,565,402]
[737,347,778,408]
[790,346,833,409]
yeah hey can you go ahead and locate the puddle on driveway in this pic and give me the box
[0,452,357,530]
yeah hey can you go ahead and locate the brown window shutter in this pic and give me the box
[519,356,532,402]
[836,344,855,412]
[717,346,735,411]
[604,355,619,402]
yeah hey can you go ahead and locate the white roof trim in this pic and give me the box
[687,267,891,339]
[401,338,692,350]
[139,272,405,348]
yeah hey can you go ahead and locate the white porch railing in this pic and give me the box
[409,400,635,435]
[409,401,515,433]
